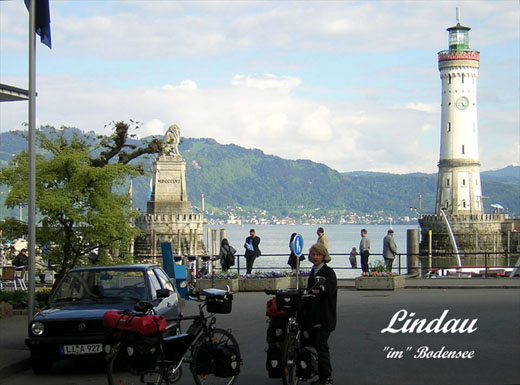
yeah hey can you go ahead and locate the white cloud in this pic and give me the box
[0,1,518,174]
[162,80,198,91]
[405,103,439,113]
[231,74,301,91]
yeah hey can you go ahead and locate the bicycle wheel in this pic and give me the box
[190,328,240,385]
[107,342,169,385]
[281,332,300,385]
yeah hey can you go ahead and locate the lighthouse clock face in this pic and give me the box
[455,96,469,110]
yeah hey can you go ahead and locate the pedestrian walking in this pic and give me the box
[316,227,329,250]
[244,229,261,275]
[359,229,370,274]
[383,229,398,271]
[349,247,358,268]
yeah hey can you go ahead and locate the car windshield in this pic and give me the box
[52,269,147,303]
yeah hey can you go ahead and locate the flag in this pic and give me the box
[25,0,52,49]
[147,179,153,200]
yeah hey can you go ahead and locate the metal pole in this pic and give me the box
[27,0,37,322]
[428,230,432,272]
[406,229,419,276]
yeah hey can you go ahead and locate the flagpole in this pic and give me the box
[28,0,37,321]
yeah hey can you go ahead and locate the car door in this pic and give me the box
[148,268,180,320]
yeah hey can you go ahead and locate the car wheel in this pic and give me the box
[30,353,53,374]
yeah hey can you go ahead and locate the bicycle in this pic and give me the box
[105,288,241,385]
[264,276,326,385]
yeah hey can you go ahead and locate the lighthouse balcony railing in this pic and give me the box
[438,50,480,61]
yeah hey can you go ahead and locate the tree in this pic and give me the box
[0,122,162,287]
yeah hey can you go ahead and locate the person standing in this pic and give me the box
[359,229,370,274]
[383,229,398,271]
[316,227,329,250]
[349,247,358,268]
[219,238,236,272]
[244,229,261,275]
[287,232,305,270]
[305,243,337,385]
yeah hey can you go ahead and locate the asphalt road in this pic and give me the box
[4,288,520,385]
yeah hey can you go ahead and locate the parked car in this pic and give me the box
[26,264,183,373]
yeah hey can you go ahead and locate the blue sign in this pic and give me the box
[291,234,304,257]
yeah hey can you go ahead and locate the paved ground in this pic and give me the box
[1,278,520,385]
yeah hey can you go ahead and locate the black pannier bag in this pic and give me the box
[297,345,318,380]
[213,343,241,377]
[265,342,283,378]
[266,317,287,344]
[120,333,161,370]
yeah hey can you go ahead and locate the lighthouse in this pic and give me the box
[435,9,483,215]
[418,10,515,267]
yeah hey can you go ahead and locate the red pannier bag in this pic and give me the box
[103,310,166,335]
[265,297,288,318]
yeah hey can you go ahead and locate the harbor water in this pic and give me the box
[203,223,416,278]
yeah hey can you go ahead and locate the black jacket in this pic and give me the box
[305,264,337,332]
[244,236,261,257]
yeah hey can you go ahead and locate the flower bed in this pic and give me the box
[355,275,405,290]
[194,272,239,291]
[194,278,239,291]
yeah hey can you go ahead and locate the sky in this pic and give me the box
[0,0,518,174]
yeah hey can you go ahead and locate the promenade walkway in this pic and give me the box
[1,277,519,384]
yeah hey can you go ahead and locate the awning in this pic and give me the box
[0,83,30,102]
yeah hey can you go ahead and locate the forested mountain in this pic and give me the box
[1,128,518,221]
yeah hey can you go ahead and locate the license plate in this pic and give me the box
[60,343,103,355]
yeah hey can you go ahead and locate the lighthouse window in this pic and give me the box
[462,179,466,186]
[447,122,451,132]
[462,200,467,208]
[446,178,450,187]
[462,145,465,154]
[461,74,465,84]
[448,76,451,85]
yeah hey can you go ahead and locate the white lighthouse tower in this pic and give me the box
[435,9,483,215]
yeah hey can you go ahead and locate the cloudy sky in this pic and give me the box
[0,0,518,174]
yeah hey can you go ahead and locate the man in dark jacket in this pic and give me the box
[243,229,261,275]
[306,243,337,385]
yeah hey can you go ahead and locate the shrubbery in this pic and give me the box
[0,288,52,309]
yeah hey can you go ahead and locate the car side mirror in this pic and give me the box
[156,288,170,299]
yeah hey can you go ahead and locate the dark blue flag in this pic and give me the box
[25,0,52,49]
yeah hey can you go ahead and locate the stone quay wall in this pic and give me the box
[418,213,518,267]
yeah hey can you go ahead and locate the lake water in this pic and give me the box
[203,223,418,278]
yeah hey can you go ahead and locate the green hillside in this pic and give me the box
[1,129,519,222]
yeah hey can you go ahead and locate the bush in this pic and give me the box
[0,288,52,309]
